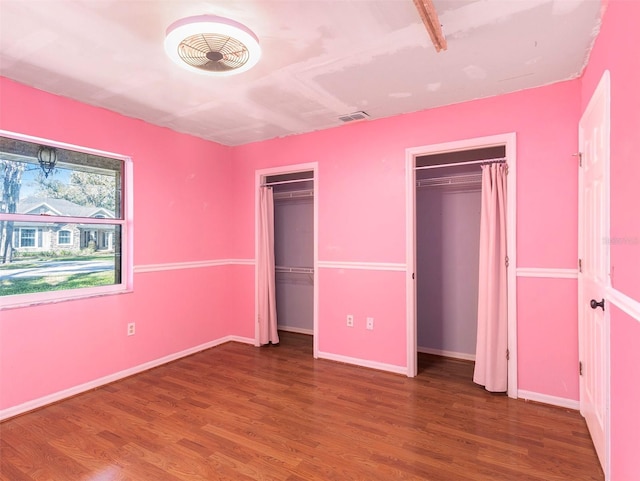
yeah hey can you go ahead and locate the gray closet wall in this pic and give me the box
[416,175,481,357]
[415,146,504,359]
[273,179,314,333]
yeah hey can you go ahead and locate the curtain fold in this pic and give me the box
[257,186,279,345]
[474,163,508,392]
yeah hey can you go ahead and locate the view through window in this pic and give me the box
[0,134,129,303]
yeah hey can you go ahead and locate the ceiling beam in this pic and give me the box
[412,0,447,52]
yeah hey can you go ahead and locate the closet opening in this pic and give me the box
[255,164,318,356]
[405,134,517,398]
[416,147,502,365]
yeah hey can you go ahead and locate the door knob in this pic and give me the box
[590,298,605,311]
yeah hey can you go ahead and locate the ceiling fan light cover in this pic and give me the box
[164,15,261,76]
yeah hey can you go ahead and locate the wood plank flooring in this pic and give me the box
[1,332,604,480]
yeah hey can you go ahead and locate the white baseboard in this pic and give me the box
[517,389,580,410]
[316,350,407,375]
[417,346,476,361]
[278,326,313,335]
[226,335,255,345]
[0,335,253,421]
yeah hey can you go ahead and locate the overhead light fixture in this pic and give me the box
[164,15,261,76]
[37,145,57,178]
[412,0,447,52]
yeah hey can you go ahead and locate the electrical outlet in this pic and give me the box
[127,322,136,336]
[346,315,354,327]
[366,317,374,330]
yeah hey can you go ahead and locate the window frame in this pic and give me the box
[19,228,36,248]
[0,130,134,309]
[57,229,72,246]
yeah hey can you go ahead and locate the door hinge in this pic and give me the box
[506,349,510,361]
[578,258,582,273]
[505,256,509,268]
[574,152,583,167]
[412,272,415,280]
[579,361,583,376]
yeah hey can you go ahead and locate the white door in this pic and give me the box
[578,70,610,474]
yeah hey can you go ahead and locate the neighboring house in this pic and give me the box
[13,197,115,253]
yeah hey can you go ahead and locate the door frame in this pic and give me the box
[254,162,319,357]
[405,133,517,399]
[578,70,611,479]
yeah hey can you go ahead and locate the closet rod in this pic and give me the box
[262,178,313,187]
[415,156,506,171]
[275,265,314,274]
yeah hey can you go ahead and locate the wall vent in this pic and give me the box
[338,111,369,123]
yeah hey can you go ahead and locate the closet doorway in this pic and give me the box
[255,163,318,356]
[405,134,517,398]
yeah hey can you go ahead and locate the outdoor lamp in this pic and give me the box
[37,145,57,178]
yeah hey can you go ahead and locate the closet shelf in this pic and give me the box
[416,173,482,188]
[275,265,314,274]
[273,189,314,200]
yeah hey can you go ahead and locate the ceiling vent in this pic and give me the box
[164,15,261,76]
[338,111,370,123]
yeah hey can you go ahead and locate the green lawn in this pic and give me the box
[0,255,110,270]
[1,271,115,296]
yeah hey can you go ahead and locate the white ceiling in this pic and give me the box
[0,0,602,146]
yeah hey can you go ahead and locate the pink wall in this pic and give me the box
[318,269,406,366]
[0,78,237,410]
[516,277,579,399]
[232,80,582,378]
[1,36,587,423]
[580,1,640,478]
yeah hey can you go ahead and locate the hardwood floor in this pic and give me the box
[1,332,603,481]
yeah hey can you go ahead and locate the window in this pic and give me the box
[20,228,35,247]
[58,230,72,245]
[0,132,132,307]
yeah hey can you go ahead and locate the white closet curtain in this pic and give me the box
[257,186,279,345]
[474,163,508,392]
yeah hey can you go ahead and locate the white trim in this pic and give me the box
[517,390,580,411]
[505,134,518,400]
[516,267,579,279]
[317,261,406,271]
[316,350,407,375]
[227,335,256,344]
[606,286,640,323]
[0,335,253,421]
[227,258,256,266]
[255,163,319,355]
[278,326,314,335]
[0,129,131,161]
[417,346,476,361]
[405,133,518,399]
[406,148,417,378]
[134,258,254,273]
